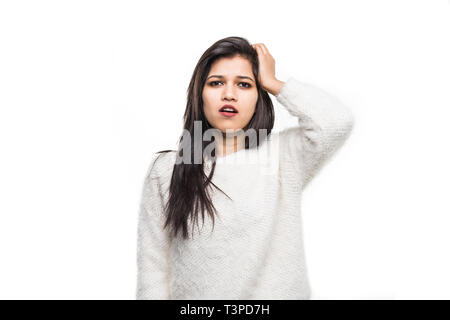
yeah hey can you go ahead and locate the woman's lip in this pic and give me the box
[220,105,238,112]
[219,111,238,117]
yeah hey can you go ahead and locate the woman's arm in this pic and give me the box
[136,153,171,299]
[275,77,355,189]
[250,43,354,189]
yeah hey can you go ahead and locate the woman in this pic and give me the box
[136,36,355,300]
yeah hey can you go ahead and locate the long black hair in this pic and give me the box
[157,36,275,240]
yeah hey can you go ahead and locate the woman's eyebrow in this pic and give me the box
[207,75,254,82]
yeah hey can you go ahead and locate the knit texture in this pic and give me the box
[136,77,355,300]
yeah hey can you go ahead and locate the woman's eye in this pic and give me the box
[209,81,251,88]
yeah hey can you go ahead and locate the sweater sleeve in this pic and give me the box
[136,153,172,300]
[275,77,355,189]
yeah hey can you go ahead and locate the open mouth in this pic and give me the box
[219,105,238,117]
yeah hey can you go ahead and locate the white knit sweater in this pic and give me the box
[136,77,355,300]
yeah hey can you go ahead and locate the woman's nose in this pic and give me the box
[222,84,236,101]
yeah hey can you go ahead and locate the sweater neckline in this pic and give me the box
[203,135,273,170]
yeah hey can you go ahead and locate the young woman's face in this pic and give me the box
[202,55,258,134]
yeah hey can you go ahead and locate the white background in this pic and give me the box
[1,0,449,299]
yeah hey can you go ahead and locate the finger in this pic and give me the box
[260,43,269,55]
[253,44,262,56]
[253,43,263,53]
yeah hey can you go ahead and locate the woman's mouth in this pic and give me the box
[219,105,239,117]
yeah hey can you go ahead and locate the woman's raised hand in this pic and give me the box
[251,43,284,96]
